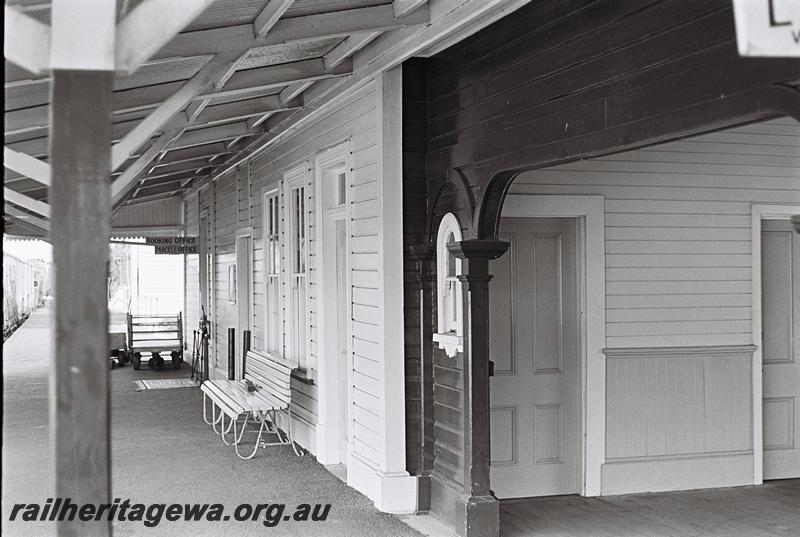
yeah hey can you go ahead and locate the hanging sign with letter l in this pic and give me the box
[733,0,800,57]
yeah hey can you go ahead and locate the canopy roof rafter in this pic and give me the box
[5,0,540,218]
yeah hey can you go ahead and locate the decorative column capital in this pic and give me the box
[410,243,437,284]
[410,242,436,261]
[447,239,509,261]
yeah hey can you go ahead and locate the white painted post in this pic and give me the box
[376,66,418,512]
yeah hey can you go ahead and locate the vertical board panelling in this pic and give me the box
[511,118,800,348]
[246,84,379,459]
[112,197,183,227]
[605,350,752,460]
[213,170,238,374]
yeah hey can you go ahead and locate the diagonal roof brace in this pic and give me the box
[4,147,50,187]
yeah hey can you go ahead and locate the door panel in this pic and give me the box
[335,219,350,463]
[490,217,580,498]
[762,219,800,479]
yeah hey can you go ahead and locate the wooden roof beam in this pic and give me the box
[4,58,342,136]
[145,159,211,177]
[254,0,296,39]
[172,122,256,150]
[324,31,382,70]
[4,147,50,187]
[210,0,526,181]
[139,171,199,187]
[155,3,429,59]
[5,187,51,219]
[201,57,352,101]
[4,203,50,233]
[115,0,216,75]
[393,0,428,18]
[110,52,241,171]
[111,120,256,205]
[151,150,232,170]
[155,142,230,164]
[111,127,184,205]
[193,95,302,126]
[134,180,192,199]
[4,5,51,74]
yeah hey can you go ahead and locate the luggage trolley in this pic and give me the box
[127,312,184,370]
[109,331,127,369]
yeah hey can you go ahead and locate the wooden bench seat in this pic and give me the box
[201,350,301,459]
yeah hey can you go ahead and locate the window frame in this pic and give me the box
[433,212,464,357]
[284,165,311,371]
[262,185,283,357]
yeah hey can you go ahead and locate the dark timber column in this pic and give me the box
[50,71,114,537]
[449,240,509,537]
[410,243,437,510]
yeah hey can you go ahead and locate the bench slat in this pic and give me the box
[201,382,245,418]
[202,351,295,426]
[246,361,292,397]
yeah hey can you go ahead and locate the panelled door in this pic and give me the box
[489,217,580,498]
[762,219,800,479]
[335,218,350,463]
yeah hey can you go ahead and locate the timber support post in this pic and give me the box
[50,70,114,537]
[448,239,509,537]
[410,243,437,510]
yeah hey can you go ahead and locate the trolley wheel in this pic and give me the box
[154,354,165,370]
[171,351,182,369]
[110,359,117,370]
[132,352,141,370]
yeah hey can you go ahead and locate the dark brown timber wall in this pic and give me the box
[402,0,799,530]
[402,58,434,485]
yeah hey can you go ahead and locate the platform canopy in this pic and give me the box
[4,0,530,240]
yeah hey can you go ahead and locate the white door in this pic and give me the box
[235,234,252,379]
[335,219,351,463]
[489,217,580,498]
[762,219,800,479]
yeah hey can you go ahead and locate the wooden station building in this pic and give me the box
[4,1,800,536]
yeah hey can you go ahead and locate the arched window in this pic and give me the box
[433,213,463,357]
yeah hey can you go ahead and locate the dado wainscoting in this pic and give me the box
[602,345,756,494]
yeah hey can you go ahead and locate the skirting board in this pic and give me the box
[288,412,316,456]
[601,452,754,495]
[348,453,420,513]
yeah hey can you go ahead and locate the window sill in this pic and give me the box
[433,332,462,358]
[291,369,316,386]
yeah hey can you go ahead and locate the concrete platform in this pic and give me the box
[2,306,421,536]
[499,480,800,537]
[5,307,799,537]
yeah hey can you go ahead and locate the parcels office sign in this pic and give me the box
[733,0,800,56]
[145,236,198,254]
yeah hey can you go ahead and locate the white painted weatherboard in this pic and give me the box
[512,117,800,348]
[241,75,412,511]
[511,117,800,495]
